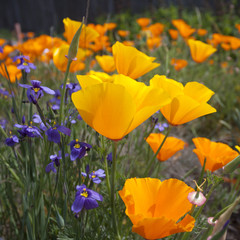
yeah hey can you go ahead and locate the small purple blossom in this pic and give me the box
[45,122,71,143]
[89,169,106,184]
[19,80,55,104]
[32,113,48,131]
[0,119,7,129]
[49,89,61,110]
[5,134,19,147]
[155,122,169,132]
[13,55,36,73]
[0,46,3,53]
[71,184,103,214]
[69,139,92,161]
[61,82,81,96]
[45,152,62,173]
[107,152,112,163]
[14,122,42,138]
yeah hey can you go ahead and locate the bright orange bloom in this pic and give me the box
[0,45,15,61]
[53,44,87,72]
[220,62,228,69]
[188,39,217,63]
[0,38,6,46]
[171,58,188,71]
[117,30,129,38]
[192,137,239,172]
[147,37,162,50]
[112,41,160,79]
[197,29,208,36]
[119,178,195,239]
[168,29,178,40]
[221,43,231,51]
[146,133,186,161]
[228,36,240,50]
[0,64,22,83]
[172,19,195,39]
[95,55,116,73]
[122,40,135,47]
[63,17,99,48]
[103,22,117,31]
[136,18,151,28]
[72,74,170,140]
[150,75,216,125]
[148,23,164,37]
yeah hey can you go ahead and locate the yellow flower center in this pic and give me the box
[80,189,88,198]
[23,62,28,66]
[91,175,96,178]
[33,88,40,93]
[74,143,80,148]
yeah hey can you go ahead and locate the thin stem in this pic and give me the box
[111,141,121,240]
[59,60,72,125]
[144,126,171,176]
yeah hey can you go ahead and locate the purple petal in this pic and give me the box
[88,190,103,202]
[76,184,86,191]
[70,148,80,161]
[31,80,41,87]
[14,123,24,128]
[18,83,31,89]
[84,198,98,210]
[46,128,61,143]
[41,86,55,95]
[92,178,101,184]
[71,197,85,213]
[81,172,87,177]
[57,125,71,136]
[45,162,56,173]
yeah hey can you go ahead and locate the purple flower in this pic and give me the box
[14,122,42,138]
[155,122,169,132]
[89,169,106,184]
[49,89,61,110]
[5,134,19,147]
[71,184,103,214]
[45,122,71,143]
[13,55,36,73]
[32,113,48,131]
[0,46,3,53]
[45,152,62,173]
[19,80,55,104]
[0,119,7,129]
[69,139,92,161]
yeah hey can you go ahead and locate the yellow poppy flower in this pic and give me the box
[146,133,186,161]
[188,39,217,63]
[95,55,116,73]
[53,44,87,72]
[150,75,216,125]
[119,178,195,239]
[112,41,160,79]
[72,74,170,140]
[192,137,239,172]
[63,17,99,48]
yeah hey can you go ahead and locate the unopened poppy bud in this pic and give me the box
[68,18,84,60]
[188,191,206,206]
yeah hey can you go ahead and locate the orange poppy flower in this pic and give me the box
[0,38,6,46]
[103,22,117,31]
[0,64,22,83]
[136,18,151,28]
[197,29,208,36]
[119,178,195,239]
[117,30,129,38]
[150,75,216,125]
[171,58,188,71]
[228,36,240,50]
[95,55,116,73]
[148,23,164,37]
[146,133,186,161]
[147,37,162,50]
[221,43,231,51]
[122,40,135,47]
[172,19,195,39]
[188,39,217,63]
[236,24,240,32]
[192,137,239,172]
[112,41,159,79]
[169,29,178,40]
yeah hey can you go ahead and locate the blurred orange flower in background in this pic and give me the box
[197,29,208,36]
[150,75,216,125]
[136,18,151,29]
[117,30,129,38]
[146,133,186,161]
[171,58,188,71]
[148,23,164,37]
[119,178,195,239]
[0,64,22,83]
[168,29,178,40]
[172,19,195,38]
[188,39,217,63]
[147,37,162,50]
[192,137,239,172]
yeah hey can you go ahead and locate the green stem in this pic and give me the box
[144,126,171,176]
[59,60,72,125]
[111,141,121,240]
